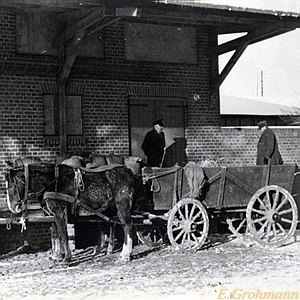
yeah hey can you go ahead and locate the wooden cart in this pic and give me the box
[136,163,299,250]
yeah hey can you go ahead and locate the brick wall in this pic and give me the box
[187,127,299,166]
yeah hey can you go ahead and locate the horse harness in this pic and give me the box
[44,164,125,224]
[8,163,126,228]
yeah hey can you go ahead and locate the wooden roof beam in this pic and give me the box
[58,15,121,82]
[85,16,121,37]
[56,6,110,44]
[211,43,249,95]
[59,29,87,82]
[217,22,295,55]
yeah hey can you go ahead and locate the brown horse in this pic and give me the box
[5,157,135,263]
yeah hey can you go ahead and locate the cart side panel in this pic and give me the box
[202,164,297,209]
[223,166,264,207]
[152,172,175,210]
[178,168,191,200]
[268,164,297,193]
[202,167,261,208]
[143,166,188,211]
[202,167,226,208]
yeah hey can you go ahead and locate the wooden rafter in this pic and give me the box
[59,29,87,82]
[217,22,295,55]
[56,6,107,45]
[211,22,297,95]
[211,43,248,95]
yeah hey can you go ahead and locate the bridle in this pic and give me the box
[6,164,76,232]
[6,166,57,213]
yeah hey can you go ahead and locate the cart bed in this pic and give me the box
[202,164,297,209]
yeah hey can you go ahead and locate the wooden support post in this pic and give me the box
[211,43,249,96]
[24,165,29,211]
[58,29,86,155]
[209,28,219,103]
[216,167,227,209]
[172,166,178,206]
[58,81,67,155]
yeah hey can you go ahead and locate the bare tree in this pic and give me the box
[279,106,300,126]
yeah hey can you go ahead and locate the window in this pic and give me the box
[43,95,83,136]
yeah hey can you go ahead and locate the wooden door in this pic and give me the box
[129,97,187,166]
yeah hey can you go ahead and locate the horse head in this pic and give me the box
[5,167,25,214]
[5,156,44,214]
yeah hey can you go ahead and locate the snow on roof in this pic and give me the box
[154,1,300,18]
[220,95,299,115]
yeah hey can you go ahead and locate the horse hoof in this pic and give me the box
[50,254,64,262]
[119,255,131,262]
[62,260,70,267]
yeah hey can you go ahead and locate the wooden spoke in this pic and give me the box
[280,218,293,224]
[275,196,288,212]
[189,203,196,219]
[257,197,268,211]
[174,230,185,242]
[278,208,293,215]
[251,208,266,215]
[252,216,267,224]
[136,224,166,247]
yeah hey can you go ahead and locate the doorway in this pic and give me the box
[129,97,187,166]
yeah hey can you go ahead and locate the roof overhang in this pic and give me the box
[1,0,299,94]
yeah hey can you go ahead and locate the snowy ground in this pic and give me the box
[0,232,299,300]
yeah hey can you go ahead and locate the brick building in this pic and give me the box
[0,1,299,252]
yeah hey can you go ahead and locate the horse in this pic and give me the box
[5,157,136,263]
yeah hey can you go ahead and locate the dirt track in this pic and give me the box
[0,232,299,300]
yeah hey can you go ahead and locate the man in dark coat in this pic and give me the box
[256,120,283,165]
[141,119,166,167]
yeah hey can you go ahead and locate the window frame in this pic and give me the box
[43,94,83,137]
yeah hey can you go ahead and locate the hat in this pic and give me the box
[258,120,268,130]
[153,119,164,127]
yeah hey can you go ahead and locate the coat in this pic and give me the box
[256,128,283,165]
[141,129,166,167]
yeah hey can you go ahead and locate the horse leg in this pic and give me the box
[107,225,115,255]
[94,223,107,254]
[49,223,64,261]
[119,223,132,262]
[115,188,133,262]
[95,223,115,255]
[46,199,71,262]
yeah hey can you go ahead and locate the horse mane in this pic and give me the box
[6,156,43,168]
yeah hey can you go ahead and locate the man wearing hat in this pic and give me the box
[256,120,283,165]
[141,119,166,167]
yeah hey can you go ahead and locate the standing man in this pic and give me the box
[141,119,166,167]
[256,120,283,165]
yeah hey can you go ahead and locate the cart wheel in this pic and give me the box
[167,198,209,251]
[136,225,166,247]
[227,214,252,242]
[246,185,298,246]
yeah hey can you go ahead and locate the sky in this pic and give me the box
[201,0,300,111]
